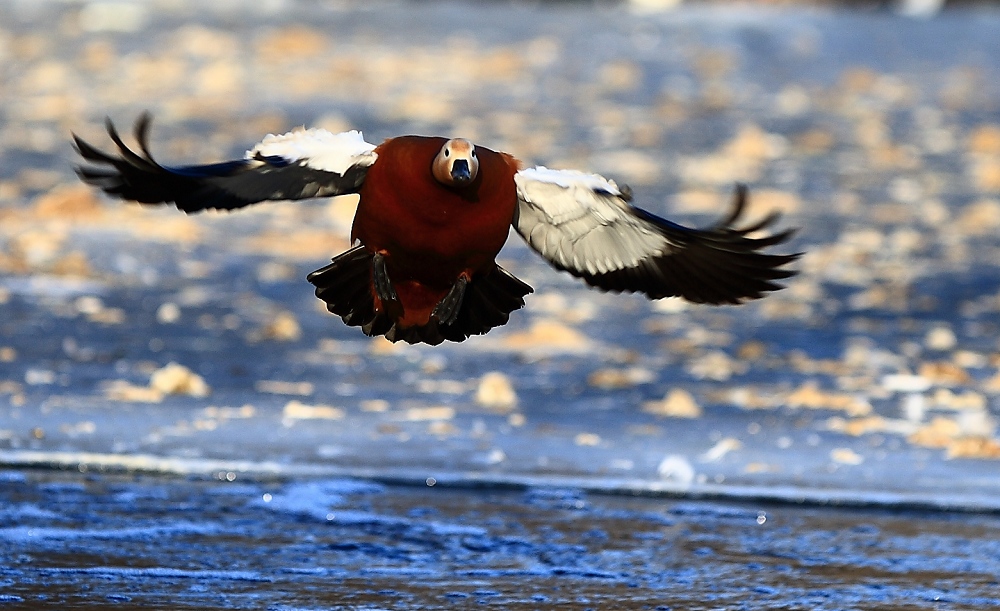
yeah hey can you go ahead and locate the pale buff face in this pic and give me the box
[431,138,479,187]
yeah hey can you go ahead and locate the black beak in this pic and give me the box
[450,159,471,183]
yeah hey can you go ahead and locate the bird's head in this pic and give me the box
[432,138,479,188]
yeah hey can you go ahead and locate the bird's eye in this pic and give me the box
[444,149,450,158]
[471,149,477,158]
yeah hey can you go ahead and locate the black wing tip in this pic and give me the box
[72,113,243,212]
[73,135,122,190]
[710,182,749,228]
[574,183,802,304]
[135,110,154,132]
[713,184,801,249]
[74,112,158,170]
[70,131,87,153]
[720,183,798,235]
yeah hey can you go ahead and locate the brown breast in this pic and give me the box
[352,135,520,289]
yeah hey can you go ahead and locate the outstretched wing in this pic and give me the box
[74,112,378,213]
[513,167,798,304]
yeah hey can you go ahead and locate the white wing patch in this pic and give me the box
[514,166,670,276]
[247,129,377,175]
[516,166,623,196]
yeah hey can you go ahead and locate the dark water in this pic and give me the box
[2,470,999,610]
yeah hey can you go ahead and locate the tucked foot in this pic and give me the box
[307,246,393,337]
[372,252,399,305]
[437,264,533,343]
[431,275,469,327]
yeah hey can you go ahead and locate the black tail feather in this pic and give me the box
[308,249,532,345]
[437,265,533,344]
[307,245,379,328]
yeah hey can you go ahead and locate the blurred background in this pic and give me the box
[2,0,1000,608]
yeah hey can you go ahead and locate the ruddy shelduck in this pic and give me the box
[74,114,798,345]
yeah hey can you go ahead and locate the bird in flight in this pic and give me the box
[74,113,798,345]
